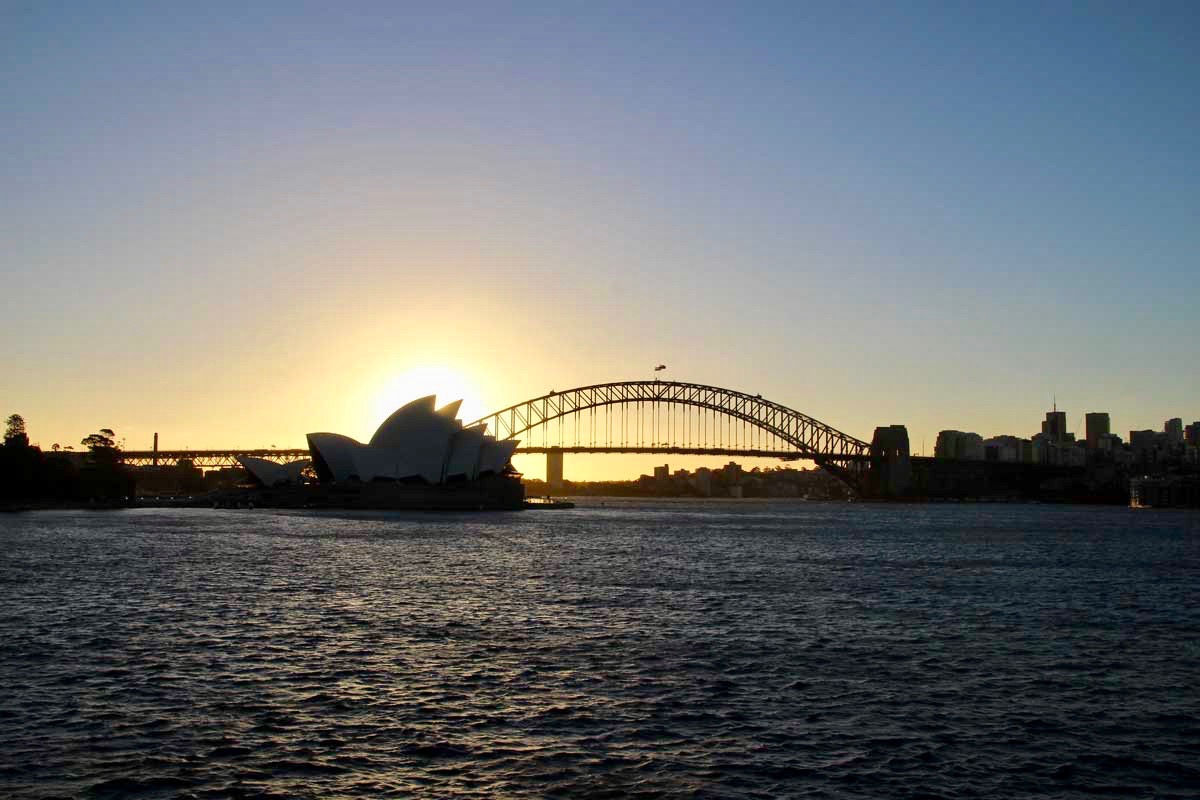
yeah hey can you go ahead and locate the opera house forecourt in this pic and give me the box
[232,396,525,510]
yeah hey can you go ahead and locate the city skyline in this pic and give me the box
[4,7,1198,798]
[10,378,1196,482]
[4,3,1198,481]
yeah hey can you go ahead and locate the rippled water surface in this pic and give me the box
[2,501,1198,798]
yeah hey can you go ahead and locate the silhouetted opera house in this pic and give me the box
[235,396,523,509]
[237,456,311,487]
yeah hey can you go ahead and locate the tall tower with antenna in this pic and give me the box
[1042,398,1069,444]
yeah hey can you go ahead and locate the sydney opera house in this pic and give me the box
[236,396,523,509]
[307,396,519,485]
[236,456,311,487]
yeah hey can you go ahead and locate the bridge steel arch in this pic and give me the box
[468,381,871,489]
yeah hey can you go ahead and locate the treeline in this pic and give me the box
[0,414,135,507]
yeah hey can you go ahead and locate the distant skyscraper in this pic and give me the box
[935,430,984,460]
[1085,413,1110,450]
[1042,410,1070,444]
[1129,430,1160,456]
[1186,422,1200,447]
[982,435,1024,462]
[1165,418,1183,444]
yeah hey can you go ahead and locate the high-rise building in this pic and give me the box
[1129,430,1160,456]
[1085,412,1110,450]
[983,435,1025,462]
[1042,410,1070,444]
[935,430,985,460]
[1165,418,1184,444]
[1186,422,1200,447]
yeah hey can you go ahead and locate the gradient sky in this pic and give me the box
[3,2,1198,479]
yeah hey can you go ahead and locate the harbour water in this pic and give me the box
[1,501,1197,798]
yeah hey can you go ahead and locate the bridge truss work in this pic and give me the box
[119,449,310,469]
[118,381,875,492]
[468,381,871,488]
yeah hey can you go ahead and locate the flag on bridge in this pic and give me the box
[654,364,666,371]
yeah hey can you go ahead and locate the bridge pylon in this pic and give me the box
[546,448,564,493]
[865,425,913,498]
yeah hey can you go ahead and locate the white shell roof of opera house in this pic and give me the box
[305,395,519,484]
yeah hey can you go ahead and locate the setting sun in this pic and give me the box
[370,365,483,426]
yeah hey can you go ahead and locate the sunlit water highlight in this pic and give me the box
[1,501,1198,798]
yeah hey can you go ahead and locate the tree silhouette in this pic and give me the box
[1,413,40,501]
[82,429,120,463]
[4,414,28,448]
[74,427,133,500]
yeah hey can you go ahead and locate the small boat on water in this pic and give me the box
[523,497,575,510]
[1129,476,1200,509]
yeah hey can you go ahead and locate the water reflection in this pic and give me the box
[0,502,1197,797]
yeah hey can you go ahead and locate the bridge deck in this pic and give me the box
[119,446,871,468]
[517,446,871,461]
[119,381,875,479]
[120,449,309,468]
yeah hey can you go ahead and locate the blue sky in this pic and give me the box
[2,2,1197,475]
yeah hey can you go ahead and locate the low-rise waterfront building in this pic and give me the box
[1129,429,1162,458]
[983,435,1026,463]
[1031,434,1086,466]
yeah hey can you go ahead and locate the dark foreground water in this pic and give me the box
[1,501,1198,799]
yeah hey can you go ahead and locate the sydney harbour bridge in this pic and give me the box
[118,380,911,494]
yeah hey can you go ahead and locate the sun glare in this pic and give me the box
[371,365,482,426]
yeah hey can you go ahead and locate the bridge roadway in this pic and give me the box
[516,446,870,461]
[118,446,863,469]
[118,380,878,491]
[111,377,1083,500]
[120,449,309,469]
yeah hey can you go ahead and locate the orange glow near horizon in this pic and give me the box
[370,365,485,429]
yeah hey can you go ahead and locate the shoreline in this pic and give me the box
[5,495,1183,511]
